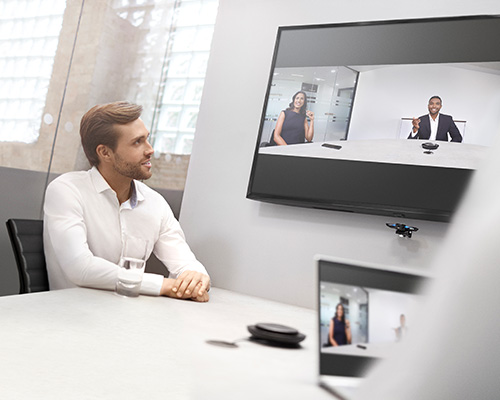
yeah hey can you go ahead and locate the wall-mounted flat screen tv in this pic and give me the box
[247,15,500,222]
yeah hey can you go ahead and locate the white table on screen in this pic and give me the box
[321,342,395,359]
[0,287,334,400]
[260,139,487,170]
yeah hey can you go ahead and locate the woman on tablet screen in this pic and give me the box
[272,91,314,145]
[329,303,352,346]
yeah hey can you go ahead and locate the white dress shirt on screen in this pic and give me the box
[428,113,439,141]
[43,166,208,296]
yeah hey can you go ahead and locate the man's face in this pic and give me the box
[111,118,154,181]
[427,98,442,116]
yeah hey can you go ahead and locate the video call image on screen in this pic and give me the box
[319,281,422,358]
[259,61,500,170]
[247,17,500,222]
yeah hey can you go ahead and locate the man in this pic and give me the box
[393,314,408,342]
[43,101,210,301]
[408,96,462,142]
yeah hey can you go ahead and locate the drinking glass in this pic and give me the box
[115,236,149,297]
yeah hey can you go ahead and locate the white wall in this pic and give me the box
[368,289,420,343]
[180,0,500,308]
[349,64,500,146]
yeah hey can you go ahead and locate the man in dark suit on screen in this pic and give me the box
[408,96,462,142]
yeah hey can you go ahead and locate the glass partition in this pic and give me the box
[0,0,71,172]
[0,0,218,187]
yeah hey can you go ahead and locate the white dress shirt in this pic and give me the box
[409,113,439,139]
[43,167,208,296]
[428,113,439,141]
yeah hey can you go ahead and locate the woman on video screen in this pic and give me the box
[329,303,352,346]
[272,91,314,145]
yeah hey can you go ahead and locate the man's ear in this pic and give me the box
[96,144,113,164]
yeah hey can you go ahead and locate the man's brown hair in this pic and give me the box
[80,101,143,166]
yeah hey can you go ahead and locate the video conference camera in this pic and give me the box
[386,223,419,238]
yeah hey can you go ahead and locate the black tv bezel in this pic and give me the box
[246,15,500,222]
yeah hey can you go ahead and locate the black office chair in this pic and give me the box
[6,219,49,294]
[260,129,277,147]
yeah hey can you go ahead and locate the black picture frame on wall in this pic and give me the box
[247,15,500,222]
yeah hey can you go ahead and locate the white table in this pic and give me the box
[0,288,334,400]
[260,139,488,170]
[322,342,394,359]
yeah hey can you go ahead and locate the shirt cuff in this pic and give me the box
[140,273,165,296]
[169,260,209,279]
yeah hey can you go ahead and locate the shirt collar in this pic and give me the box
[429,113,440,122]
[90,166,112,193]
[90,166,145,209]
